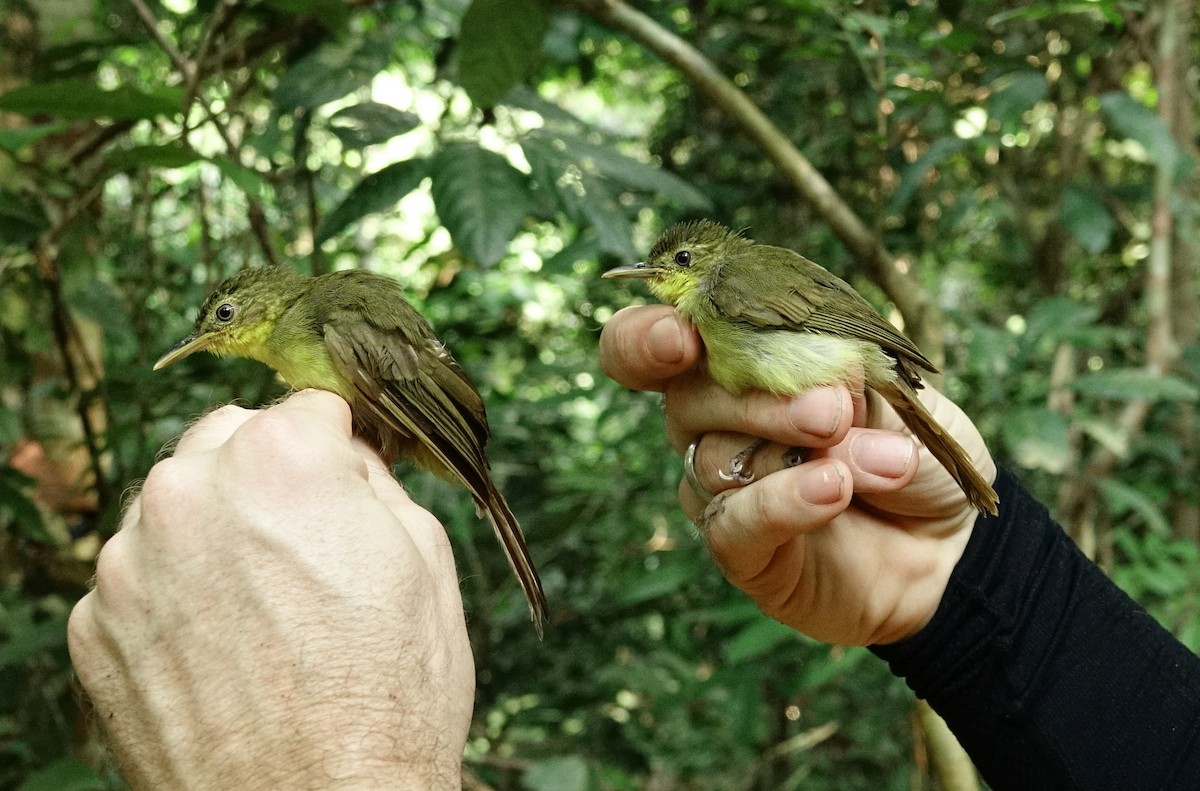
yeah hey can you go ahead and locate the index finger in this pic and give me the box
[599,306,703,392]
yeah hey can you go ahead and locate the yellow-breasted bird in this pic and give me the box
[604,220,998,516]
[154,267,547,634]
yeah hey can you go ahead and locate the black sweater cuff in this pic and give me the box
[871,467,1200,790]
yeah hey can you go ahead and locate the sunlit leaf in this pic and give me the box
[0,81,183,121]
[459,0,551,108]
[430,143,530,266]
[1100,92,1194,180]
[273,37,393,111]
[209,157,275,202]
[327,102,421,149]
[526,130,711,211]
[316,156,430,244]
[988,71,1047,126]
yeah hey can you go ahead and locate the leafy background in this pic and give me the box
[1,0,1198,789]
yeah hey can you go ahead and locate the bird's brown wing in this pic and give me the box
[321,289,547,635]
[322,300,489,491]
[710,248,937,377]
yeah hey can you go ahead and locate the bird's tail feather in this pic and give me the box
[479,481,548,638]
[876,380,999,516]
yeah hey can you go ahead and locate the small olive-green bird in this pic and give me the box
[604,220,998,516]
[154,267,548,634]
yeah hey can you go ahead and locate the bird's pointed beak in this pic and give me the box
[153,334,212,371]
[602,261,663,279]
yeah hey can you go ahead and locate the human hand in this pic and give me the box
[68,390,473,791]
[599,305,996,646]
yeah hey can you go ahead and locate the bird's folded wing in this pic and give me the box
[324,317,492,495]
[711,255,937,375]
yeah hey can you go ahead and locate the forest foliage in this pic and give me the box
[1,0,1198,789]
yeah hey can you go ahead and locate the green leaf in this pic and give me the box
[263,0,351,31]
[1002,407,1072,474]
[0,613,68,668]
[1073,368,1199,403]
[0,81,182,121]
[1097,478,1171,535]
[0,122,68,153]
[459,0,551,108]
[1059,182,1114,253]
[430,143,530,266]
[988,71,1047,126]
[17,758,103,791]
[273,37,393,111]
[327,102,421,150]
[614,558,692,606]
[0,190,49,246]
[1022,296,1101,345]
[211,157,276,202]
[0,466,50,541]
[525,130,711,210]
[724,616,800,664]
[887,137,964,213]
[316,156,430,244]
[106,143,204,172]
[1100,92,1194,180]
[522,756,589,791]
[796,646,870,691]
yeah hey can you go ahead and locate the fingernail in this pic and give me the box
[851,433,915,478]
[647,316,686,365]
[796,462,845,505]
[789,388,843,438]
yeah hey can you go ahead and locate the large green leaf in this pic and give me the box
[988,71,1047,126]
[724,616,800,664]
[526,129,711,210]
[106,143,205,172]
[0,81,183,121]
[327,102,421,150]
[316,157,431,243]
[1073,368,1199,403]
[522,756,589,791]
[263,0,351,31]
[17,759,103,791]
[1059,182,1114,253]
[459,0,551,108]
[1002,407,1072,474]
[0,191,49,245]
[1100,92,1194,181]
[0,122,68,153]
[886,136,964,214]
[430,143,530,266]
[273,37,393,111]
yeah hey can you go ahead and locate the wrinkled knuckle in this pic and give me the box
[139,457,192,519]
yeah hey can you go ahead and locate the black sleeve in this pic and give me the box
[871,467,1200,790]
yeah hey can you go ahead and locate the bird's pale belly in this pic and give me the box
[700,325,886,395]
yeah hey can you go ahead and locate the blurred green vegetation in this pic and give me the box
[1,0,1197,789]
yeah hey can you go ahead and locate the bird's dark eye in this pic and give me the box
[674,250,692,267]
[215,303,235,322]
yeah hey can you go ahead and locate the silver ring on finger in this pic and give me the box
[683,439,713,504]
